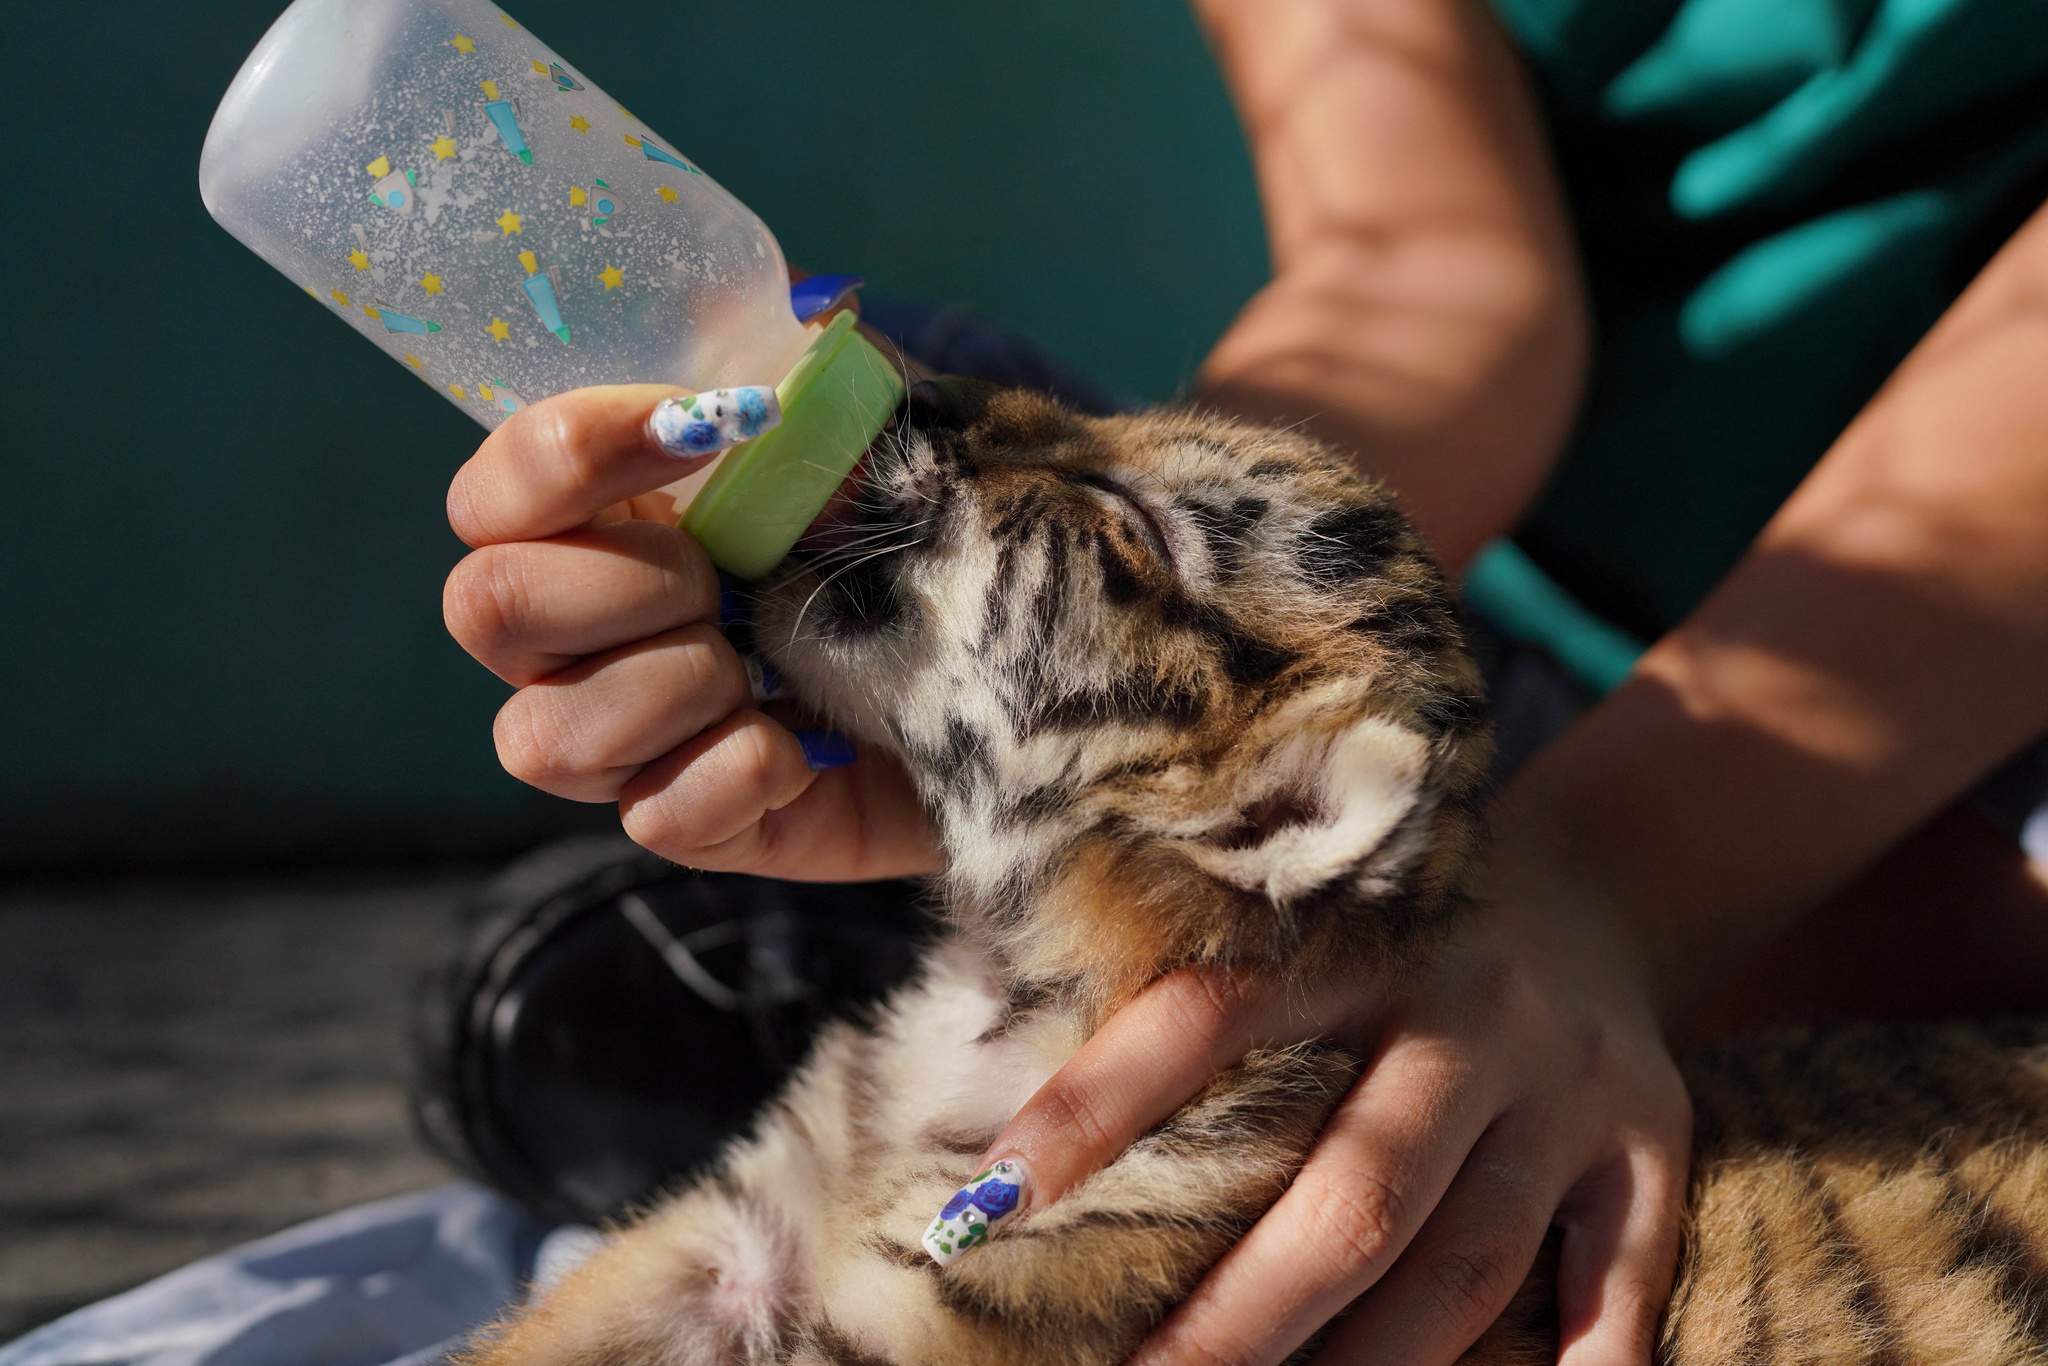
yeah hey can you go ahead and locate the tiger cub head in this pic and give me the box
[754,379,1492,1006]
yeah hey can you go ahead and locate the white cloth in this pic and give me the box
[0,1185,549,1366]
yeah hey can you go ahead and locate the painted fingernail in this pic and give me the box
[922,1159,1029,1266]
[650,386,782,459]
[793,729,857,771]
[743,654,784,702]
[789,273,864,323]
[716,571,748,628]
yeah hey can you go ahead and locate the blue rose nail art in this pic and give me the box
[735,385,770,439]
[793,729,856,771]
[922,1159,1029,1266]
[970,1180,1020,1218]
[650,387,781,460]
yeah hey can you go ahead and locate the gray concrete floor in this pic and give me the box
[0,871,483,1342]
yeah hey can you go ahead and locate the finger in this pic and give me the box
[445,520,718,685]
[1308,1112,1566,1366]
[977,968,1370,1211]
[1131,1035,1497,1366]
[494,624,748,802]
[617,707,833,860]
[448,385,712,547]
[635,740,944,882]
[1554,1141,1687,1366]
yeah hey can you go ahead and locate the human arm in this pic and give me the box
[1504,194,2048,1019]
[971,197,2048,1364]
[1192,0,1588,574]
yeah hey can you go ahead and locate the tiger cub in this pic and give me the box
[460,381,2048,1366]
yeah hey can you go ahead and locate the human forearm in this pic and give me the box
[1493,200,2048,1025]
[1191,0,1586,572]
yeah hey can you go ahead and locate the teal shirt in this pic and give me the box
[1468,0,2048,683]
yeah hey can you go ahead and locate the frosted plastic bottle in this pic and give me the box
[199,0,902,578]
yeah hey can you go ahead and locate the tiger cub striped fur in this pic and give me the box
[1469,1022,2048,1366]
[460,382,2048,1366]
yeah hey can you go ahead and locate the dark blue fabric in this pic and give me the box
[858,297,1128,417]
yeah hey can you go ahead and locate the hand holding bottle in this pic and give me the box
[442,382,943,880]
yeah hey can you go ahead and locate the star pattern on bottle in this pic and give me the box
[450,33,475,53]
[348,249,371,271]
[487,318,511,342]
[420,273,444,294]
[657,184,677,202]
[568,115,592,134]
[449,384,467,398]
[331,288,350,306]
[496,210,523,235]
[599,264,624,290]
[431,135,459,161]
[405,354,423,369]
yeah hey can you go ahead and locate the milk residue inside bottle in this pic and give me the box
[200,0,903,577]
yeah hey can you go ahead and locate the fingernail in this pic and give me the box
[922,1158,1030,1266]
[793,729,857,770]
[716,571,748,628]
[650,386,782,459]
[743,654,784,702]
[789,273,864,323]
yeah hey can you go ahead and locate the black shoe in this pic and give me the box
[411,835,931,1225]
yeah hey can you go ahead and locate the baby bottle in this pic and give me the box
[198,0,902,578]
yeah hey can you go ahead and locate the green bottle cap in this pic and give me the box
[680,310,905,580]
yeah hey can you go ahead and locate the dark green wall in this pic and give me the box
[0,1,1267,870]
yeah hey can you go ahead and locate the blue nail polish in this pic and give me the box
[717,571,748,628]
[794,729,857,770]
[650,395,713,459]
[789,273,864,324]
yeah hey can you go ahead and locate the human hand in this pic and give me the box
[975,883,1691,1365]
[442,384,941,880]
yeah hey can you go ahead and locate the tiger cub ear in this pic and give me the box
[1181,714,1433,905]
